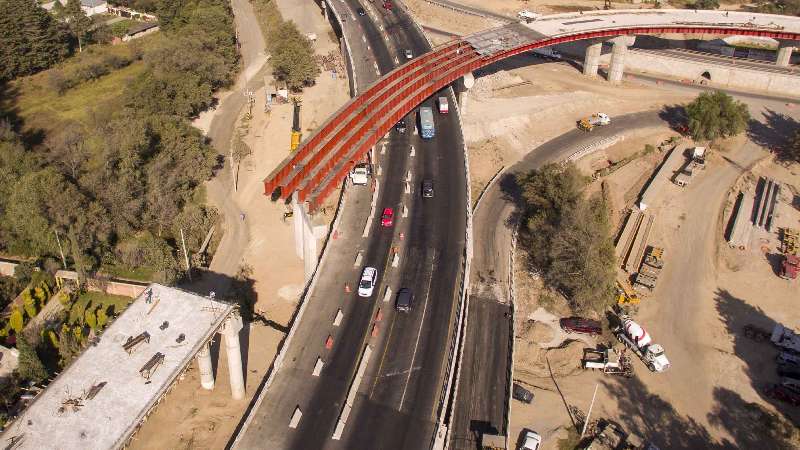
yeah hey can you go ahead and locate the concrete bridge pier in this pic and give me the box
[609,36,635,84]
[223,314,245,400]
[776,40,795,67]
[582,40,603,78]
[292,196,319,281]
[196,341,215,390]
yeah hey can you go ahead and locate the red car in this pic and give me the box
[559,317,602,335]
[383,0,392,10]
[381,208,394,227]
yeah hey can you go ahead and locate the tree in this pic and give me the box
[757,0,800,15]
[22,291,37,319]
[9,308,24,334]
[692,0,719,9]
[96,307,108,329]
[518,163,616,312]
[0,0,70,81]
[16,336,48,383]
[788,129,800,162]
[686,91,750,143]
[270,22,320,90]
[58,324,82,367]
[84,308,97,330]
[63,0,92,52]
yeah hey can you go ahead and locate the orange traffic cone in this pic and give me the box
[375,308,382,322]
[345,283,351,293]
[371,324,379,337]
[325,335,334,349]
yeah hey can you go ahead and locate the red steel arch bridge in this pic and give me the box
[263,9,799,210]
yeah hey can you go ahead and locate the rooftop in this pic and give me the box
[1,284,235,450]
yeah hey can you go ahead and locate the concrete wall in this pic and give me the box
[623,49,800,96]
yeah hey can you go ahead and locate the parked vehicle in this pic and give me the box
[577,112,611,132]
[381,207,394,227]
[395,288,413,312]
[419,106,435,139]
[764,383,800,406]
[560,317,601,335]
[358,267,378,297]
[357,7,366,15]
[350,163,369,186]
[395,119,407,133]
[422,179,434,198]
[532,47,561,59]
[582,348,634,377]
[518,10,541,22]
[521,431,542,450]
[405,49,413,60]
[383,0,392,10]
[612,313,670,373]
[437,96,449,114]
[512,383,534,404]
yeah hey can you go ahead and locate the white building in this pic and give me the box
[41,0,109,17]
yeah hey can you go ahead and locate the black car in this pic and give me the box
[512,383,534,404]
[395,119,406,133]
[395,288,413,312]
[422,179,433,198]
[357,7,366,16]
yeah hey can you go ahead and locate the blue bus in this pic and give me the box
[419,107,435,139]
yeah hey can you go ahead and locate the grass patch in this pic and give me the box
[68,291,132,324]
[100,264,157,282]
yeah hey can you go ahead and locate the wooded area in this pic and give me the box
[0,0,238,284]
[517,163,616,313]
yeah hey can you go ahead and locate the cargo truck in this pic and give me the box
[578,113,611,131]
[612,314,670,373]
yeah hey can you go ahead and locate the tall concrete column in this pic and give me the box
[609,36,635,84]
[196,341,214,390]
[776,41,795,67]
[292,196,304,259]
[583,41,602,78]
[222,314,245,400]
[301,211,318,281]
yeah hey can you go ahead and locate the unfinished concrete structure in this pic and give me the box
[1,284,242,450]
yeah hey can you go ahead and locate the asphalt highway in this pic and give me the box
[234,1,466,449]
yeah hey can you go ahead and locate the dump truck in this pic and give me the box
[578,113,611,132]
[582,348,634,377]
[612,314,670,372]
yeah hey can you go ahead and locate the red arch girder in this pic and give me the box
[281,25,799,208]
[264,43,464,194]
[281,45,470,197]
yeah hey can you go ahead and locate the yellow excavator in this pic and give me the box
[290,97,302,151]
[616,279,640,305]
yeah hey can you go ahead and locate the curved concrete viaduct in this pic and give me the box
[263,9,799,210]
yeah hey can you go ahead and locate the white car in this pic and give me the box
[521,431,542,450]
[358,267,378,297]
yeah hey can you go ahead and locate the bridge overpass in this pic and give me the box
[263,8,799,210]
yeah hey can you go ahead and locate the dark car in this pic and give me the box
[357,7,366,16]
[395,119,406,133]
[559,317,602,335]
[512,383,534,404]
[395,288,413,312]
[422,179,433,198]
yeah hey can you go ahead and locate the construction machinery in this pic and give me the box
[616,280,640,305]
[610,311,670,373]
[290,98,302,151]
[582,347,634,377]
[578,113,611,132]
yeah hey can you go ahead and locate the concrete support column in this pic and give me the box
[196,341,214,390]
[222,314,245,400]
[292,196,304,259]
[776,41,795,67]
[608,36,635,84]
[301,211,317,281]
[583,41,602,78]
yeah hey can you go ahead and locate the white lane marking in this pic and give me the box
[398,251,436,411]
[374,62,380,75]
[394,56,399,65]
[362,35,367,43]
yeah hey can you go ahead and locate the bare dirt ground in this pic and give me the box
[457,38,800,448]
[128,3,350,449]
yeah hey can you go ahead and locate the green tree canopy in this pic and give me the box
[270,21,320,90]
[16,336,48,383]
[686,91,751,142]
[0,0,70,81]
[63,0,92,52]
[692,0,720,9]
[518,163,616,312]
[757,0,800,15]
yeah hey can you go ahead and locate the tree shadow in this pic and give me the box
[709,387,799,449]
[601,376,723,449]
[747,109,800,162]
[714,288,800,425]
[659,104,688,133]
[498,171,525,231]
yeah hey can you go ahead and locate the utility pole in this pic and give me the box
[180,228,192,281]
[581,383,599,438]
[53,229,67,269]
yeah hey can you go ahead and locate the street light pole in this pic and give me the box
[581,383,599,438]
